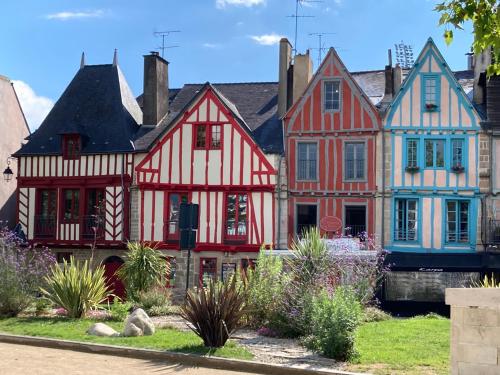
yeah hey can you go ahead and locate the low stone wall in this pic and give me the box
[446,288,500,375]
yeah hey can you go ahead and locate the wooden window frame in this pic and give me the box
[394,198,419,242]
[323,79,341,112]
[60,188,81,224]
[224,193,248,243]
[199,257,217,287]
[445,200,470,244]
[164,192,190,242]
[424,139,445,169]
[344,141,366,181]
[62,134,81,160]
[193,124,222,150]
[296,142,318,181]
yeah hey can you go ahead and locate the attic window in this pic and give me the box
[62,134,81,160]
[194,124,221,150]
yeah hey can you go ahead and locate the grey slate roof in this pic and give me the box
[134,82,282,154]
[14,64,142,156]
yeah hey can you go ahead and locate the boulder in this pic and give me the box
[122,308,155,337]
[87,323,120,337]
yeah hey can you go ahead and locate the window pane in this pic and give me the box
[459,201,469,242]
[211,125,221,148]
[297,143,317,180]
[226,194,237,236]
[237,194,247,236]
[196,126,206,148]
[324,81,340,111]
[452,140,463,166]
[447,201,457,242]
[168,194,181,235]
[64,189,79,221]
[407,140,418,167]
[425,140,433,167]
[345,143,364,180]
[435,140,444,167]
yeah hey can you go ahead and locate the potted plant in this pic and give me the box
[451,163,465,173]
[405,165,420,173]
[425,103,439,111]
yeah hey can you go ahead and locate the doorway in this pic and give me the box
[344,205,366,238]
[103,256,125,300]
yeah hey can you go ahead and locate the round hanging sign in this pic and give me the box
[319,216,342,232]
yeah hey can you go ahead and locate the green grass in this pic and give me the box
[0,317,252,360]
[347,315,450,375]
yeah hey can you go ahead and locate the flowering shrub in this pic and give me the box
[0,228,55,317]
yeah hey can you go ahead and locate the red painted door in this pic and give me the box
[103,256,126,300]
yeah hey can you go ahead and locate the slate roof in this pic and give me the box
[14,64,142,156]
[134,82,282,154]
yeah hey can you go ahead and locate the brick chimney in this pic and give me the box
[473,49,492,105]
[143,51,169,125]
[278,38,293,118]
[292,50,313,104]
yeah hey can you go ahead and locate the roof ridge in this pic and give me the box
[183,81,278,86]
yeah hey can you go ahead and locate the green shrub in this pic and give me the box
[245,248,288,328]
[181,276,248,348]
[304,287,362,361]
[0,261,32,317]
[41,256,111,318]
[363,307,391,323]
[107,300,133,321]
[135,287,172,316]
[116,242,168,300]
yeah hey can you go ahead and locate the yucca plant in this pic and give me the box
[116,242,168,301]
[180,276,248,348]
[472,273,500,288]
[40,256,111,318]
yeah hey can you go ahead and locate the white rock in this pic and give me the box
[87,323,120,337]
[122,308,155,337]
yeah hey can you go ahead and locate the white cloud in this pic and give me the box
[12,81,54,132]
[46,10,105,21]
[250,33,284,46]
[202,43,221,49]
[216,0,265,9]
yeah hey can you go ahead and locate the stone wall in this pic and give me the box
[446,288,500,374]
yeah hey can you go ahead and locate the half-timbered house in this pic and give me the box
[133,75,282,288]
[13,54,140,295]
[282,43,381,243]
[381,38,489,305]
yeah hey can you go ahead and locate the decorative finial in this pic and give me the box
[113,49,118,66]
[80,52,85,69]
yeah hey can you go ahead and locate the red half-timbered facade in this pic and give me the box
[283,48,381,242]
[13,60,141,253]
[135,85,277,251]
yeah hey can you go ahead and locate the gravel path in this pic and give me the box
[151,315,342,372]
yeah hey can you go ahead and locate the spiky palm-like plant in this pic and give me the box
[181,276,248,348]
[40,256,110,318]
[116,242,169,300]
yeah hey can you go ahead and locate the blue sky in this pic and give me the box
[0,0,473,130]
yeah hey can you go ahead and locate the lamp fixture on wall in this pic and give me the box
[3,157,15,182]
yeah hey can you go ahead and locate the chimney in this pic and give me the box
[278,38,293,118]
[143,51,169,125]
[393,64,403,96]
[473,49,491,105]
[292,50,313,104]
[466,52,474,71]
[382,50,394,103]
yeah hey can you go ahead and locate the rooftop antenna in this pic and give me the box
[309,32,335,66]
[80,52,85,69]
[394,41,414,69]
[287,0,321,56]
[154,30,181,58]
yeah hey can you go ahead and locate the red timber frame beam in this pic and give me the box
[17,175,132,188]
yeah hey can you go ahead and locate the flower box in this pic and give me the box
[451,164,465,173]
[425,103,439,112]
[405,165,420,173]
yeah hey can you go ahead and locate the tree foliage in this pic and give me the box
[435,0,499,76]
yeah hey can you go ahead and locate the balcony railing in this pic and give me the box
[34,215,57,239]
[487,219,500,246]
[81,214,106,240]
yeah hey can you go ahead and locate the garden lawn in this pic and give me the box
[0,317,252,360]
[347,316,450,375]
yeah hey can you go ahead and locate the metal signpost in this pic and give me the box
[179,202,199,296]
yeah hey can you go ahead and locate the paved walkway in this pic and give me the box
[0,342,258,375]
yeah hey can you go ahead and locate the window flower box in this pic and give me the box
[451,164,465,173]
[405,165,420,173]
[425,103,439,112]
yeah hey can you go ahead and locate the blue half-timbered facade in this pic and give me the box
[384,38,485,253]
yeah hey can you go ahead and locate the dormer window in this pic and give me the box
[194,125,222,150]
[422,75,440,111]
[62,134,81,160]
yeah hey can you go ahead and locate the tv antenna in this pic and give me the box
[309,32,335,66]
[394,41,414,68]
[154,30,181,58]
[287,0,322,55]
